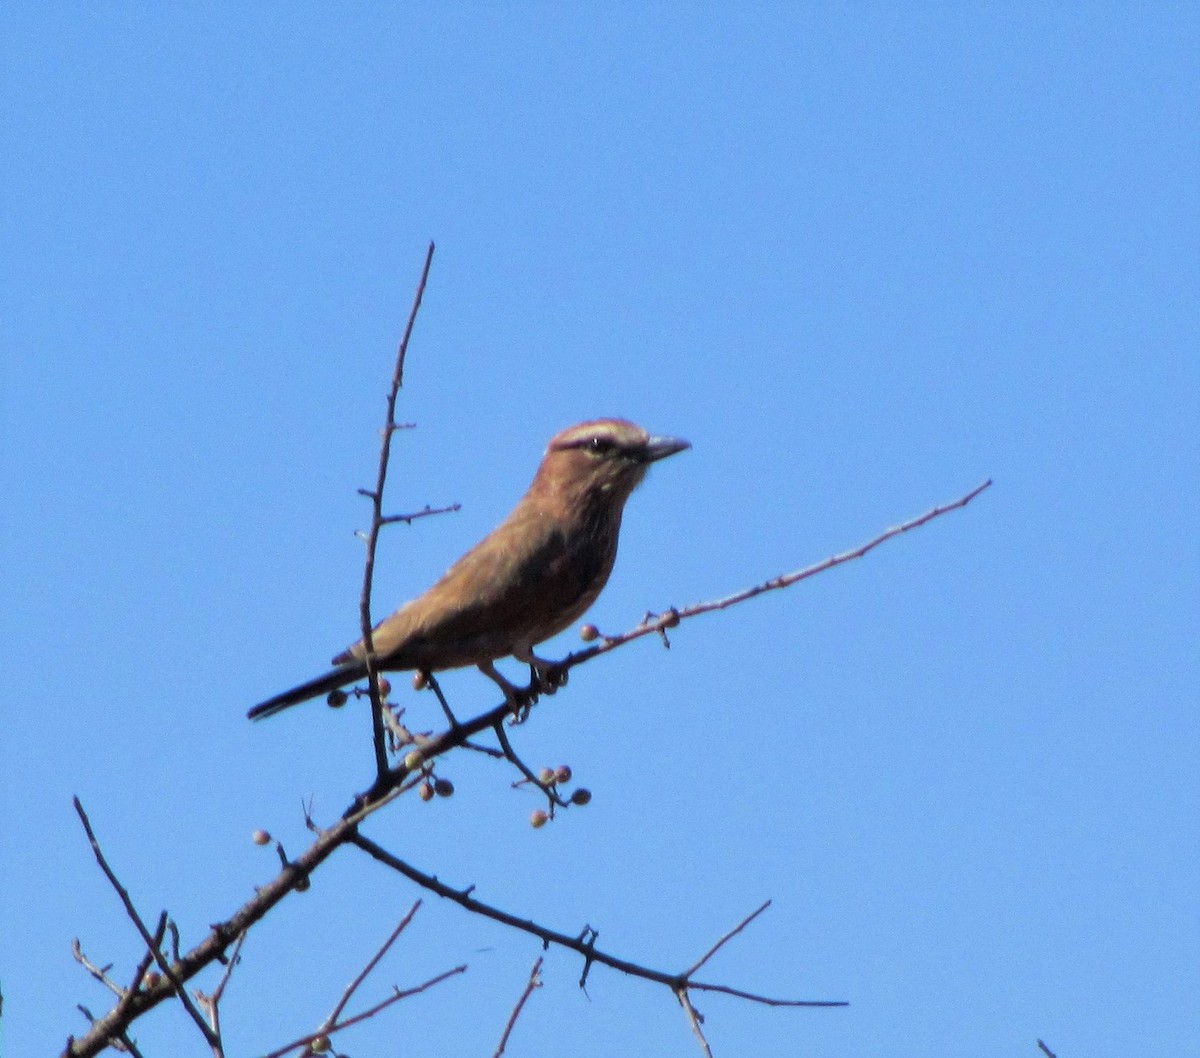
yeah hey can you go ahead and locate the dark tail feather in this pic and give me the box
[247,662,368,721]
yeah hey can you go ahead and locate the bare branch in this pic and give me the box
[207,931,245,1007]
[72,1006,145,1058]
[120,915,169,1024]
[1037,1041,1058,1058]
[493,720,569,811]
[422,670,461,728]
[558,478,994,675]
[347,833,846,1009]
[71,939,123,999]
[683,900,771,977]
[194,931,246,1058]
[676,988,714,1058]
[322,902,422,1030]
[492,958,543,1058]
[358,240,437,779]
[380,502,461,526]
[72,798,219,1048]
[260,964,466,1058]
[351,479,994,808]
[66,466,986,1054]
[63,805,360,1058]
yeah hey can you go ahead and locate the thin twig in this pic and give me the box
[378,698,417,751]
[201,998,225,1058]
[492,958,543,1058]
[380,502,461,526]
[493,721,569,810]
[72,798,219,1048]
[260,965,466,1058]
[683,900,771,977]
[558,478,994,675]
[118,1033,145,1058]
[118,914,168,1028]
[348,833,846,1009]
[1037,1041,1058,1058]
[73,1007,145,1058]
[71,940,122,998]
[72,920,166,1015]
[208,931,245,1008]
[323,902,423,1030]
[423,671,460,728]
[677,988,714,1058]
[359,240,437,779]
[194,931,246,1058]
[62,783,406,1058]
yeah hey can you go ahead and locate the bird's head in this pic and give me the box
[531,418,690,514]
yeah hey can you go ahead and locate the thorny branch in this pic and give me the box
[63,786,408,1058]
[555,477,994,675]
[358,240,438,780]
[72,798,219,1049]
[351,479,992,810]
[346,832,845,1010]
[64,478,987,1058]
[380,502,461,527]
[64,248,992,1058]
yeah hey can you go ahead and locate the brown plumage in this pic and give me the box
[247,418,689,720]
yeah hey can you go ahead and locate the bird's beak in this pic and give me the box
[642,435,691,463]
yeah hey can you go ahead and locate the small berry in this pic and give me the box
[251,829,271,846]
[579,623,600,642]
[538,767,556,785]
[403,750,424,771]
[434,778,454,798]
[376,677,392,697]
[326,689,348,708]
[294,875,311,892]
[309,1035,331,1053]
[554,765,572,784]
[418,782,434,801]
[570,788,592,806]
[530,810,549,829]
[412,671,430,691]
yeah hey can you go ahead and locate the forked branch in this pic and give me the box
[358,241,438,778]
[64,246,991,1058]
[347,832,846,1010]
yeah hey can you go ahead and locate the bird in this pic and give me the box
[247,418,689,720]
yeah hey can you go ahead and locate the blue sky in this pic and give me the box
[3,5,1197,1057]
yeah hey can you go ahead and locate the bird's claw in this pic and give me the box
[506,684,537,724]
[528,660,568,697]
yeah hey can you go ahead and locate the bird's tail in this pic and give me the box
[247,662,368,721]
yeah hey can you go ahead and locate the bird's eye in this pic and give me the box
[586,436,614,454]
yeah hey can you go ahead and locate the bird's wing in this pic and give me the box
[337,503,616,669]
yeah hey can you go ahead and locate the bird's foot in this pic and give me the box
[512,647,569,697]
[528,658,568,697]
[507,687,536,724]
[479,660,538,721]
